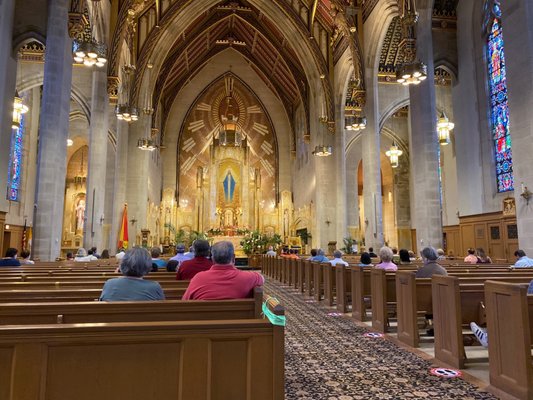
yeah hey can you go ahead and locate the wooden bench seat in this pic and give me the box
[0,301,284,400]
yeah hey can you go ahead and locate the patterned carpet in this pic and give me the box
[263,278,497,400]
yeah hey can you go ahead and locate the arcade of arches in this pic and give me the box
[1,0,533,263]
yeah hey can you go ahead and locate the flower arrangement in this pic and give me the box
[240,231,282,255]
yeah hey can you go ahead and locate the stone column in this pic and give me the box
[126,114,150,246]
[109,120,128,252]
[84,70,109,250]
[33,0,73,261]
[0,0,16,253]
[335,109,348,246]
[407,3,442,248]
[501,0,533,254]
[362,67,383,251]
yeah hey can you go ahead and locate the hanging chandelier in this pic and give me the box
[386,142,403,168]
[312,145,333,157]
[437,111,454,145]
[115,65,138,122]
[345,115,367,131]
[137,138,157,151]
[219,77,242,147]
[72,0,107,68]
[12,93,28,130]
[396,0,427,86]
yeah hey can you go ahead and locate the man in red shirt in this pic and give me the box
[182,241,264,300]
[176,239,213,280]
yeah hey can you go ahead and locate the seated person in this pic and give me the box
[100,249,110,259]
[476,247,492,264]
[66,252,74,261]
[307,249,318,260]
[285,249,300,259]
[170,243,189,264]
[183,241,264,300]
[511,249,533,268]
[415,247,448,278]
[408,250,417,261]
[375,246,398,271]
[74,248,98,262]
[90,246,101,259]
[392,248,401,264]
[151,247,167,269]
[100,247,165,301]
[115,248,126,261]
[19,249,34,265]
[471,279,533,348]
[399,249,411,264]
[310,248,329,263]
[464,248,478,264]
[0,248,21,267]
[436,248,446,260]
[176,239,213,280]
[265,246,277,256]
[368,247,378,258]
[330,250,348,266]
[358,252,373,267]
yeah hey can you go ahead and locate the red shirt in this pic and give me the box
[176,256,213,280]
[182,264,264,300]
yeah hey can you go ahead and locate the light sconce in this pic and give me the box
[12,93,29,130]
[386,142,403,168]
[437,111,454,145]
[520,182,532,205]
[130,216,137,225]
[67,138,73,147]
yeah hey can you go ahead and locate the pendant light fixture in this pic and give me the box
[313,102,333,157]
[72,0,107,68]
[437,111,454,145]
[115,65,138,122]
[385,141,403,168]
[12,92,29,130]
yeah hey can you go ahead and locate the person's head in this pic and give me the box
[467,248,476,255]
[76,248,87,257]
[176,243,186,254]
[420,246,438,262]
[268,246,273,251]
[151,247,161,258]
[5,248,18,258]
[408,250,415,258]
[379,246,393,262]
[476,248,487,259]
[310,249,317,257]
[100,249,110,259]
[188,246,194,253]
[515,249,526,258]
[399,249,410,263]
[360,252,372,265]
[20,249,31,259]
[119,247,152,277]
[66,252,74,260]
[333,250,342,258]
[91,246,97,253]
[193,239,210,257]
[392,248,398,255]
[118,247,125,253]
[88,249,94,255]
[437,248,445,257]
[211,241,235,265]
[369,247,374,253]
[317,248,325,256]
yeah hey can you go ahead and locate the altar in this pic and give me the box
[210,235,246,256]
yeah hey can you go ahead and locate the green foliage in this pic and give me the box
[341,236,356,254]
[163,224,207,247]
[240,231,282,255]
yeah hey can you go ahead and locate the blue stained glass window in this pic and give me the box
[7,115,24,201]
[487,1,513,192]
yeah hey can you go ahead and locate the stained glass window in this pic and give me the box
[487,1,513,192]
[7,115,24,201]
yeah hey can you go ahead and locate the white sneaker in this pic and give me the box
[470,322,489,347]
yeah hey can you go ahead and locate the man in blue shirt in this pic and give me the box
[310,249,329,263]
[0,248,21,267]
[512,250,533,268]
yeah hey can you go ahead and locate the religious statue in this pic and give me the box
[75,198,86,232]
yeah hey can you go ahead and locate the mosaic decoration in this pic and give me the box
[487,1,513,192]
[7,115,24,201]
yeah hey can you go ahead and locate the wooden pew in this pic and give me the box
[432,275,533,369]
[323,263,335,306]
[313,262,325,302]
[370,269,397,332]
[0,300,285,400]
[0,286,187,302]
[335,264,352,313]
[296,258,304,292]
[485,281,533,400]
[351,266,371,321]
[0,287,263,325]
[303,259,313,296]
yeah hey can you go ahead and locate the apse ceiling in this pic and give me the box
[178,74,277,210]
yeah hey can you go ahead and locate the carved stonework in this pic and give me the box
[327,121,336,134]
[68,13,87,39]
[107,76,120,104]
[19,41,45,63]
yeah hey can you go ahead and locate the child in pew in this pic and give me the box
[100,247,165,301]
[471,279,533,347]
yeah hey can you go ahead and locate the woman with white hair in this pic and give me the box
[374,246,398,271]
[99,247,165,301]
[74,248,97,262]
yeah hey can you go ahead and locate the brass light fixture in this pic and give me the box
[313,108,332,157]
[115,65,138,122]
[385,142,403,168]
[12,92,28,129]
[72,0,107,68]
[219,77,242,147]
[137,128,158,151]
[345,115,367,131]
[396,0,427,85]
[436,111,454,145]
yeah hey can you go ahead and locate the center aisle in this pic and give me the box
[263,278,497,400]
